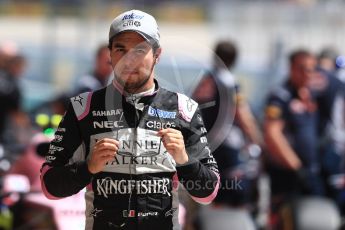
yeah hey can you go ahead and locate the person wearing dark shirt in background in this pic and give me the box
[264,50,325,225]
[73,44,113,95]
[0,50,28,143]
[311,48,345,213]
[193,40,263,207]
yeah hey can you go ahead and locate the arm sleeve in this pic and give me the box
[234,83,245,105]
[177,108,220,205]
[265,92,287,121]
[40,103,93,199]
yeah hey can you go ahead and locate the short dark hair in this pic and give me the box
[318,47,338,62]
[108,37,114,50]
[289,49,313,65]
[214,40,238,69]
[96,44,109,58]
[108,36,160,55]
[7,54,25,67]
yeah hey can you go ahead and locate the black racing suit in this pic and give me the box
[40,80,219,230]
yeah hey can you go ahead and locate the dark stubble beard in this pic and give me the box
[115,61,156,93]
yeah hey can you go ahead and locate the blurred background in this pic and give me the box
[1,0,344,113]
[1,0,345,230]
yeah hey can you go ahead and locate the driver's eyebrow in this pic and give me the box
[113,43,125,49]
[135,43,150,50]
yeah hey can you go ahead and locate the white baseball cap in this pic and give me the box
[109,9,160,47]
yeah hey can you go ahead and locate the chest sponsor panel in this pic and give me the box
[89,128,176,174]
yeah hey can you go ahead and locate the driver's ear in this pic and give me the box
[154,47,162,63]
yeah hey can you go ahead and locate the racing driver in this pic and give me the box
[40,9,219,230]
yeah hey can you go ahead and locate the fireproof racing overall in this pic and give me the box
[40,81,219,230]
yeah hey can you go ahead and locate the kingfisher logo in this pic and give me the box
[122,13,144,21]
[148,106,176,119]
[96,178,171,198]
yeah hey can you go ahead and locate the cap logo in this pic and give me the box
[122,12,144,21]
[123,20,141,28]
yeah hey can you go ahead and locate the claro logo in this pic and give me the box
[146,121,176,129]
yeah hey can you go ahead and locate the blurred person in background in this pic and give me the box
[193,40,263,207]
[317,48,338,75]
[310,47,345,213]
[73,44,112,95]
[336,56,345,84]
[40,43,113,122]
[0,40,18,71]
[32,44,111,120]
[264,50,324,224]
[314,47,345,149]
[0,43,30,144]
[40,9,219,230]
